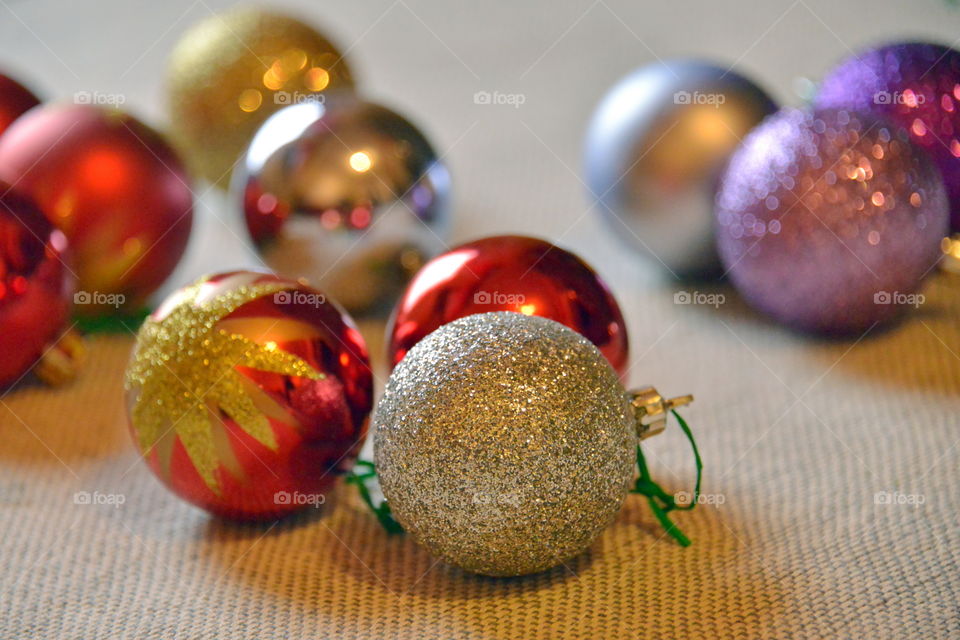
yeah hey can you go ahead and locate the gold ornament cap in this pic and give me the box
[34,329,86,386]
[630,386,694,440]
[940,234,960,274]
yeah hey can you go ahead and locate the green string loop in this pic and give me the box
[629,409,703,546]
[345,460,403,534]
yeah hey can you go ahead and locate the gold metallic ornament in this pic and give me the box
[373,312,693,576]
[235,96,451,315]
[166,7,355,186]
[125,275,322,492]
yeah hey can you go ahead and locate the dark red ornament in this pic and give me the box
[0,104,193,316]
[387,235,629,376]
[0,74,40,137]
[0,184,74,387]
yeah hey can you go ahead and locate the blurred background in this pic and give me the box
[3,0,958,321]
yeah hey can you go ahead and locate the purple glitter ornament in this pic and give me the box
[815,42,960,230]
[715,108,948,335]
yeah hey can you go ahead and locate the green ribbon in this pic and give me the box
[630,409,703,546]
[345,460,403,534]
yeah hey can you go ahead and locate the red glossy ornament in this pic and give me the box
[125,271,373,520]
[0,74,40,137]
[0,184,73,386]
[0,104,193,316]
[387,235,629,376]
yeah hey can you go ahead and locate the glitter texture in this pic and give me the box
[126,275,322,492]
[166,7,355,185]
[374,312,635,577]
[815,42,960,230]
[715,108,949,334]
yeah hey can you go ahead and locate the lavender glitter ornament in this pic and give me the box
[816,42,960,230]
[716,108,948,334]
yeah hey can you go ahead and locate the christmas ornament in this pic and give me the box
[386,235,628,376]
[716,108,948,334]
[124,271,373,520]
[584,60,777,277]
[0,73,40,137]
[374,312,697,577]
[815,42,960,230]
[0,104,193,317]
[236,96,450,315]
[0,184,82,387]
[167,7,355,186]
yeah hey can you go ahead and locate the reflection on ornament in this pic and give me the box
[235,96,451,315]
[0,73,39,137]
[125,271,373,520]
[0,184,77,387]
[716,108,949,334]
[585,60,777,277]
[941,234,960,274]
[0,104,193,316]
[386,235,628,376]
[816,42,960,231]
[166,7,355,185]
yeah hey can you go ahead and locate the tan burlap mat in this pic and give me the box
[3,273,958,638]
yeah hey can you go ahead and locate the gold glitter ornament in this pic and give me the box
[373,312,694,576]
[166,8,355,186]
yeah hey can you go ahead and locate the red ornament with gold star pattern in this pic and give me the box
[0,103,193,316]
[0,184,77,387]
[0,73,40,137]
[124,271,373,520]
[387,235,629,376]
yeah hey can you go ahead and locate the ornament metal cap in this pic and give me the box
[34,329,85,386]
[630,386,693,440]
[940,234,960,274]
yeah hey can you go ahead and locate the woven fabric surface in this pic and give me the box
[2,1,960,638]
